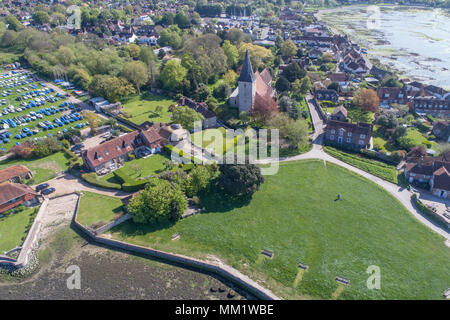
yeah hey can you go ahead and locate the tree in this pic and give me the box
[139,46,155,66]
[175,11,191,28]
[172,106,204,131]
[238,43,273,70]
[223,70,238,87]
[122,61,149,95]
[376,112,398,130]
[89,75,135,102]
[278,95,293,113]
[33,11,51,25]
[5,15,24,31]
[269,113,308,148]
[354,88,379,113]
[222,40,239,68]
[281,62,306,82]
[213,82,231,101]
[158,27,182,49]
[381,77,403,88]
[193,83,211,102]
[393,125,407,140]
[281,40,297,57]
[57,46,75,66]
[160,60,187,92]
[239,111,250,123]
[396,135,416,150]
[186,165,216,197]
[127,179,187,224]
[275,76,291,93]
[217,163,264,198]
[126,43,141,59]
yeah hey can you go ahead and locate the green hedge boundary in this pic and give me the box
[81,173,122,190]
[324,146,398,184]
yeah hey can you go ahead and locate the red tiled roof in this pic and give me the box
[326,120,372,136]
[83,131,141,168]
[0,165,31,183]
[0,182,38,206]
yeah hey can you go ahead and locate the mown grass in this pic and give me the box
[0,152,71,184]
[121,94,175,125]
[108,160,450,299]
[324,146,398,183]
[77,192,124,228]
[0,207,37,253]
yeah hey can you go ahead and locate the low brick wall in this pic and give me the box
[72,197,280,300]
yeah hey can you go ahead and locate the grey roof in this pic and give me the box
[238,49,255,83]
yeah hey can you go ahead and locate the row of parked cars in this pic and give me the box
[35,183,55,196]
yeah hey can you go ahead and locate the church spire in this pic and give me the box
[238,49,255,83]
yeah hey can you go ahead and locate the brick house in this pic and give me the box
[178,97,217,129]
[412,97,450,119]
[325,119,373,150]
[82,127,164,174]
[0,165,32,184]
[432,121,450,142]
[0,183,40,213]
[404,155,450,199]
[315,89,339,102]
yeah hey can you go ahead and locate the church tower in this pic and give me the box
[237,49,256,113]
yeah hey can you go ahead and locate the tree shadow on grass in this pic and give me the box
[109,218,177,237]
[199,188,252,214]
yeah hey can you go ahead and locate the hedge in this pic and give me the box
[81,172,122,190]
[324,146,398,184]
[113,167,150,192]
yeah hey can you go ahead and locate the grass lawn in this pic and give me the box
[108,160,449,299]
[0,152,71,184]
[0,207,38,253]
[190,127,240,156]
[114,153,169,180]
[298,98,313,133]
[77,192,124,228]
[121,93,176,126]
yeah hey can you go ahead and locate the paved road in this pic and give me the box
[258,93,450,241]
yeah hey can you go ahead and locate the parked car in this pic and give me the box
[35,183,49,192]
[41,187,56,195]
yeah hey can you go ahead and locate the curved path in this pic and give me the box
[258,93,450,241]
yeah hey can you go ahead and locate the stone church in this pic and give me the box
[229,50,276,113]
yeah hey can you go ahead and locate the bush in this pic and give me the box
[81,172,122,190]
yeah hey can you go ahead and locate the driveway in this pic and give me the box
[43,173,131,199]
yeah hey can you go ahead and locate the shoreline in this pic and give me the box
[315,4,450,89]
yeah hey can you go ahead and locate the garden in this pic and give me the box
[107,160,450,299]
[76,192,124,229]
[120,93,176,126]
[0,151,74,185]
[0,206,38,253]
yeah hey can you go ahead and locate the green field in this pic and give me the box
[77,192,124,228]
[0,207,38,253]
[0,72,87,151]
[0,152,71,184]
[108,160,449,299]
[121,94,176,126]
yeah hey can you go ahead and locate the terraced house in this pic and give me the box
[82,127,164,175]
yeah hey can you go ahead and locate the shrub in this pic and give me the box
[81,172,122,190]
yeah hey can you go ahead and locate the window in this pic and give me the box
[330,129,335,134]
[360,134,366,139]
[105,150,109,156]
[347,132,352,137]
[346,138,351,143]
[330,135,334,140]
[359,140,364,145]
[338,137,343,143]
